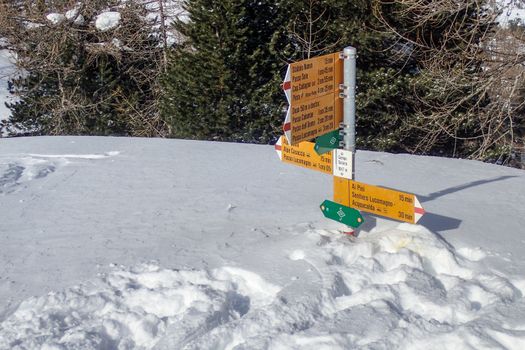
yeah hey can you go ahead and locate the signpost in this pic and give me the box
[282,53,343,145]
[314,129,341,155]
[320,200,364,228]
[275,47,426,232]
[275,136,333,175]
[334,179,425,224]
[275,137,353,180]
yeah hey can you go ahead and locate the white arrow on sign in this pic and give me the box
[282,65,292,144]
[274,136,283,160]
[414,196,425,223]
[282,107,292,145]
[282,65,291,104]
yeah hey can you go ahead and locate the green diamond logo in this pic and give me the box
[320,200,364,228]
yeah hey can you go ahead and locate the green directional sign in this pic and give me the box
[314,130,341,155]
[320,199,364,228]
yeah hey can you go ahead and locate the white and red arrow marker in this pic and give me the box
[281,65,293,144]
[274,137,282,160]
[414,196,425,223]
[282,65,291,104]
[282,107,292,144]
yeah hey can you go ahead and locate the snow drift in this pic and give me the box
[1,136,525,349]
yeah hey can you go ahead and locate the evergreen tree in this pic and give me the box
[272,0,498,158]
[163,0,416,147]
[161,0,284,143]
[163,0,500,160]
[270,0,416,151]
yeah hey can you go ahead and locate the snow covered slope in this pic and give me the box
[1,136,525,349]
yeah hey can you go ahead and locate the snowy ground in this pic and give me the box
[1,136,525,349]
[497,0,525,26]
[0,47,16,130]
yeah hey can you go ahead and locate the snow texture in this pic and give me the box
[95,12,121,32]
[0,136,524,349]
[46,13,66,25]
[0,46,16,133]
[497,0,525,26]
[65,8,85,25]
[0,263,279,349]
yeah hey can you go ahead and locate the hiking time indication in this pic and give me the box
[275,136,332,175]
[334,179,425,224]
[282,53,343,145]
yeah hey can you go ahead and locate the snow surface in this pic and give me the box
[1,136,525,349]
[0,46,16,132]
[95,12,122,32]
[144,0,188,46]
[65,8,85,25]
[497,0,525,26]
[46,13,66,25]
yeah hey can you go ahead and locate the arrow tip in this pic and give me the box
[274,137,283,160]
[414,196,425,223]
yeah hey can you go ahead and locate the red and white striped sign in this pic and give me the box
[282,65,291,104]
[414,197,425,223]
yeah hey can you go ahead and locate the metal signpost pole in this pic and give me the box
[338,46,359,235]
[342,46,357,180]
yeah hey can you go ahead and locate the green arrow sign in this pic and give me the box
[320,200,364,228]
[314,130,341,155]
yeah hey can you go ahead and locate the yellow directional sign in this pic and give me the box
[282,52,343,145]
[285,92,343,145]
[275,136,332,175]
[334,178,425,224]
[289,52,342,103]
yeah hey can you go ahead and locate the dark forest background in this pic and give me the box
[1,0,524,168]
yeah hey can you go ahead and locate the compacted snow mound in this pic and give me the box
[178,225,525,349]
[0,263,280,349]
[1,136,524,349]
[2,225,525,349]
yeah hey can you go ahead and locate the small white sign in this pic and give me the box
[333,149,353,180]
